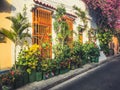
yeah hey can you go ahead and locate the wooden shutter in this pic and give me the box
[65,15,73,47]
[79,33,83,43]
[32,7,52,58]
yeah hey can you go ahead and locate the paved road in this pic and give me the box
[49,56,120,90]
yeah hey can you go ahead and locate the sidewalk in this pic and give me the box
[17,54,120,90]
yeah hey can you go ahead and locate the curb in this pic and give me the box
[41,54,120,90]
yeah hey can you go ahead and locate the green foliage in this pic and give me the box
[82,42,100,62]
[73,5,88,32]
[97,30,112,55]
[55,4,66,19]
[0,71,14,86]
[17,44,41,74]
[72,41,83,57]
[70,41,83,65]
[41,58,52,73]
[53,5,71,47]
[54,44,71,62]
[97,30,112,45]
[53,44,71,69]
[0,12,31,44]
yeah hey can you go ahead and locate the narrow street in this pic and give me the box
[49,56,120,90]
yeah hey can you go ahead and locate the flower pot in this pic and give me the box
[29,70,36,83]
[91,57,95,62]
[23,72,29,85]
[42,72,49,80]
[13,75,23,89]
[94,57,99,63]
[36,72,42,81]
[60,68,69,74]
[54,69,59,76]
[70,63,78,70]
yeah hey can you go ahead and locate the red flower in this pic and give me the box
[10,71,14,76]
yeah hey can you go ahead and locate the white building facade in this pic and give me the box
[11,0,94,59]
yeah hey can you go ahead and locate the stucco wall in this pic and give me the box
[11,0,34,63]
[0,0,12,70]
[42,0,91,43]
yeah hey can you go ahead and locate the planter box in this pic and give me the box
[36,72,42,81]
[70,65,77,70]
[29,71,36,83]
[60,68,69,74]
[91,57,99,63]
[54,69,59,76]
[13,75,23,89]
[23,72,29,85]
[42,72,49,80]
[94,57,99,63]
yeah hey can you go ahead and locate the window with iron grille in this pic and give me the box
[32,7,52,58]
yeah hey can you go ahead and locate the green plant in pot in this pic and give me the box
[0,71,15,89]
[41,58,52,79]
[36,59,42,81]
[17,44,41,82]
[90,44,100,63]
[59,45,71,73]
[12,70,23,89]
[50,59,60,76]
[82,42,100,63]
[97,29,112,56]
[71,41,83,68]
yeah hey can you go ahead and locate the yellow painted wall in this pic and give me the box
[112,36,119,54]
[0,0,12,70]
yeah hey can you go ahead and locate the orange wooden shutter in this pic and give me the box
[32,7,52,58]
[65,15,73,47]
[79,33,83,43]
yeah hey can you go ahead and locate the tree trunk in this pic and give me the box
[14,42,17,69]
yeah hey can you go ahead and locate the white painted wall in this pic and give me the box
[11,0,34,62]
[10,0,97,60]
[41,0,91,43]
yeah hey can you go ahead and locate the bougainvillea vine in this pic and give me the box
[82,0,120,31]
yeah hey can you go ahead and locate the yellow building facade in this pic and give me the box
[0,0,12,70]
